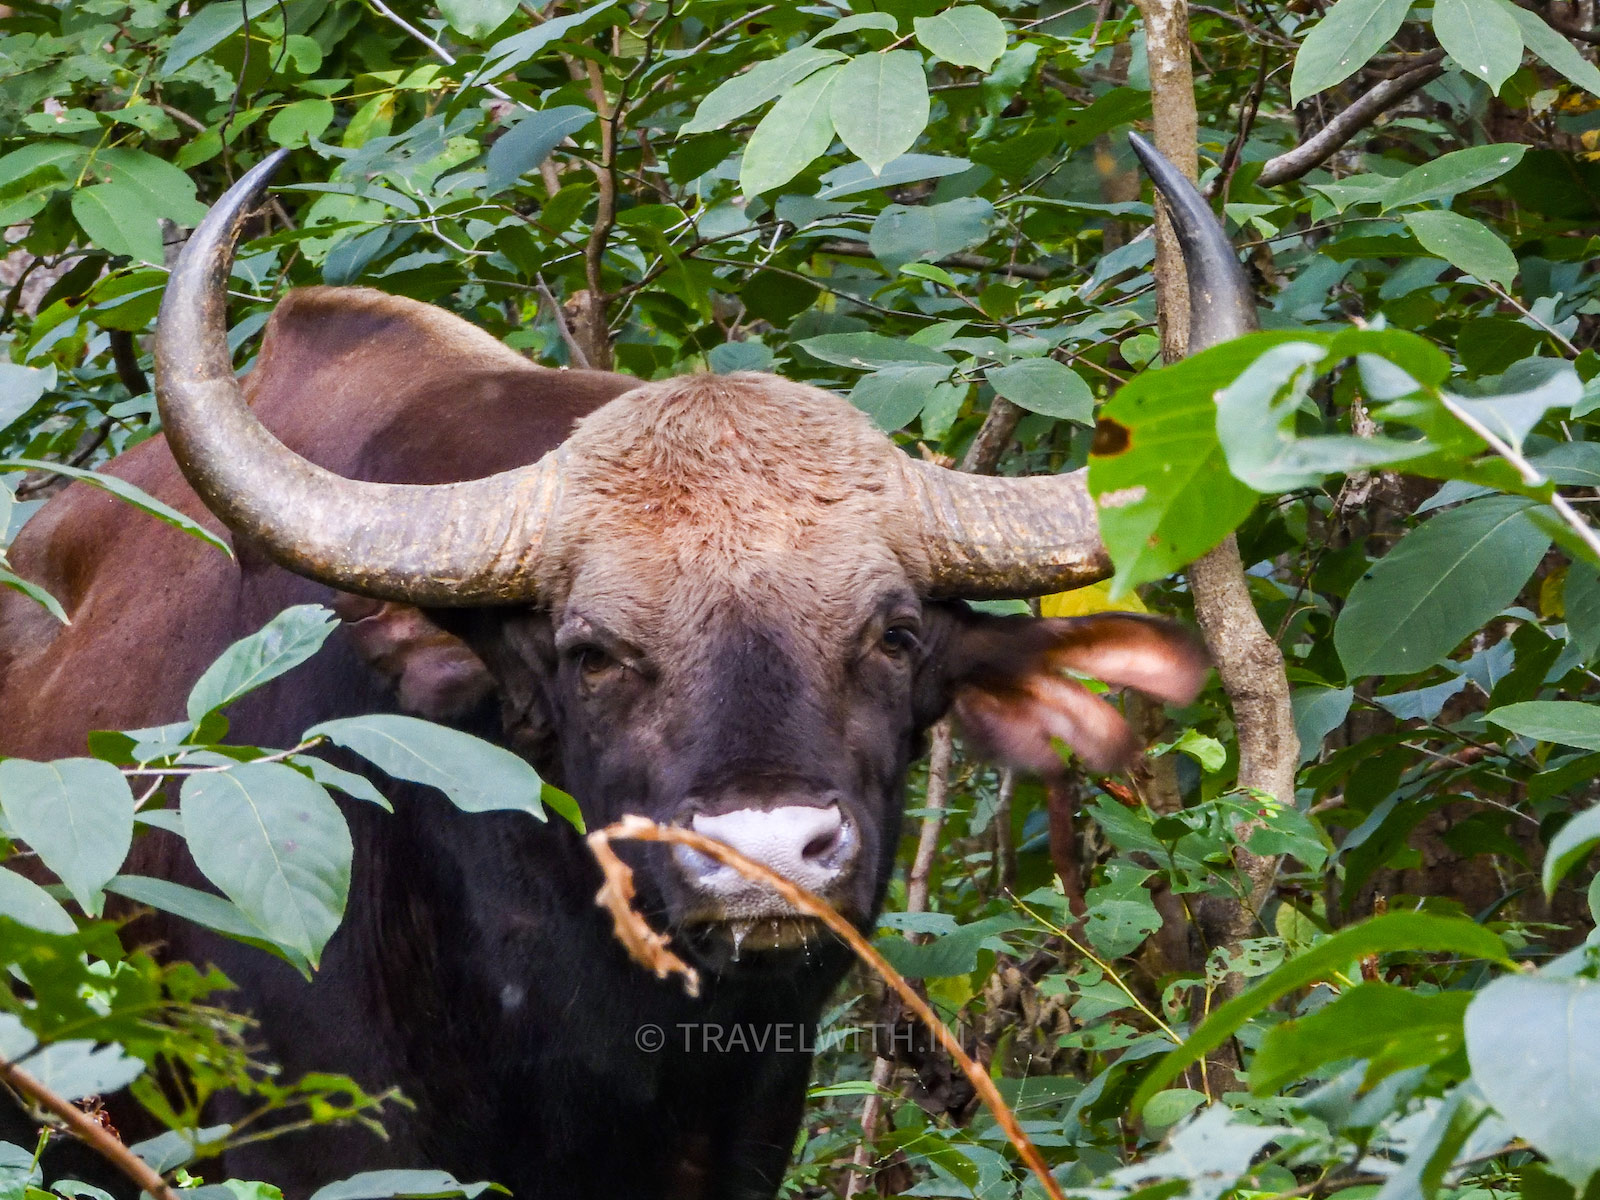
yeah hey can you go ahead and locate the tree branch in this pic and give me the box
[1254,52,1445,188]
[1137,0,1298,990]
[0,1056,180,1200]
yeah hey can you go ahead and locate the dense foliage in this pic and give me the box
[4,0,1600,1197]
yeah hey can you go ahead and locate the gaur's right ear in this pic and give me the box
[944,611,1209,775]
[332,595,496,722]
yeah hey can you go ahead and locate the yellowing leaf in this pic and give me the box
[1039,581,1148,618]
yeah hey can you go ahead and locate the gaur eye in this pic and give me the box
[570,644,617,678]
[881,624,920,657]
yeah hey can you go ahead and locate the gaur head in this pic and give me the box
[154,139,1242,971]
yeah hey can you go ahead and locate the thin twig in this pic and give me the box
[534,274,592,368]
[589,817,1069,1200]
[0,1056,180,1200]
[1437,392,1600,563]
[365,0,521,105]
[817,239,1056,282]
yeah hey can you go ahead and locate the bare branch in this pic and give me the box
[534,274,592,369]
[0,1056,180,1200]
[1254,52,1445,188]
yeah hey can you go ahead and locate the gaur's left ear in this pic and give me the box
[945,612,1209,775]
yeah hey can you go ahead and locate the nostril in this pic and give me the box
[802,818,846,864]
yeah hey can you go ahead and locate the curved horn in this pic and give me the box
[1126,131,1259,350]
[155,151,565,606]
[914,135,1257,598]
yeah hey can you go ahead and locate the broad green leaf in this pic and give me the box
[1290,0,1415,103]
[1567,563,1600,661]
[816,154,972,200]
[807,12,899,43]
[1432,0,1522,89]
[161,0,279,75]
[682,47,847,134]
[988,358,1094,424]
[0,162,66,226]
[1335,497,1550,677]
[306,714,550,820]
[0,758,133,915]
[107,875,313,972]
[1466,975,1600,1187]
[1536,441,1600,487]
[1536,800,1600,893]
[267,99,335,148]
[1449,364,1582,451]
[1084,866,1161,958]
[1088,338,1290,595]
[473,0,619,82]
[181,764,352,965]
[869,197,994,269]
[0,362,55,434]
[1488,700,1600,751]
[913,7,1007,71]
[1292,685,1354,763]
[740,66,840,195]
[485,106,595,194]
[25,1040,144,1102]
[849,364,954,432]
[1497,0,1600,96]
[289,756,391,810]
[1404,210,1518,287]
[1129,912,1509,1115]
[830,52,930,175]
[71,185,163,264]
[1215,341,1431,492]
[875,914,1017,978]
[0,865,77,934]
[439,0,518,40]
[1383,143,1527,210]
[187,605,339,721]
[1250,983,1470,1092]
[0,459,230,554]
[798,333,952,370]
[97,147,208,224]
[1110,1106,1289,1200]
[308,1171,496,1200]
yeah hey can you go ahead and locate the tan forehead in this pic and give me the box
[535,371,933,614]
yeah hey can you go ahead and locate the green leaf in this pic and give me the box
[485,106,594,194]
[71,185,163,264]
[740,65,840,195]
[1567,564,1600,661]
[473,0,619,83]
[1335,497,1551,677]
[798,333,952,370]
[875,913,1017,978]
[1496,0,1600,96]
[439,0,518,40]
[1129,912,1510,1115]
[25,1040,144,1102]
[0,865,77,934]
[0,758,133,915]
[180,764,352,966]
[267,99,335,148]
[1450,365,1582,451]
[830,52,931,175]
[1537,799,1600,893]
[1383,143,1527,210]
[1250,983,1470,1093]
[0,459,230,555]
[913,6,1008,71]
[1215,341,1432,491]
[1084,865,1161,958]
[1404,209,1519,287]
[97,147,208,225]
[808,12,899,43]
[1292,685,1354,764]
[1290,0,1416,103]
[306,715,549,820]
[308,1171,496,1200]
[988,358,1094,424]
[681,47,847,134]
[186,605,339,722]
[1432,0,1523,89]
[161,0,279,75]
[0,362,54,434]
[849,364,955,432]
[1088,338,1282,595]
[1488,700,1600,751]
[1466,975,1600,1188]
[869,197,994,269]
